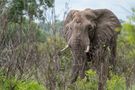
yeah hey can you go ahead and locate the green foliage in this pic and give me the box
[68,69,97,90]
[116,8,135,90]
[69,70,98,90]
[5,0,54,22]
[117,11,135,73]
[0,69,46,90]
[130,84,135,90]
[16,81,46,90]
[121,23,135,44]
[107,74,126,90]
[0,77,46,90]
[67,70,128,90]
[2,21,47,46]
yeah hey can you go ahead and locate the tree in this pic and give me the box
[1,0,54,23]
[116,8,135,90]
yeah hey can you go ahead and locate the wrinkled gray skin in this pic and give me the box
[63,8,121,87]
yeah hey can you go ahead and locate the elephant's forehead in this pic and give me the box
[73,10,95,20]
[73,12,86,20]
[72,12,83,23]
[73,11,86,17]
[73,11,81,18]
[82,10,96,18]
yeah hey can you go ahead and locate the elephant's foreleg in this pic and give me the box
[70,64,79,83]
[70,58,87,83]
[98,62,108,90]
[70,52,87,83]
[110,39,117,72]
[70,52,80,83]
[98,49,109,90]
[79,59,87,79]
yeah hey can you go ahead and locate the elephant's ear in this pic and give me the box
[63,10,79,41]
[93,9,121,34]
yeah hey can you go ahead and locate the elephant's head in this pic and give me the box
[62,8,121,83]
[63,9,97,52]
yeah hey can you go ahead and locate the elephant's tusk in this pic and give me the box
[61,45,69,52]
[85,45,90,53]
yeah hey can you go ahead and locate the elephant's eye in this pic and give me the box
[88,25,92,30]
[86,15,91,20]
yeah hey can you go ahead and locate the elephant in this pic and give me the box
[61,8,121,90]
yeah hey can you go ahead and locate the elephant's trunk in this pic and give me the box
[68,32,90,83]
[71,48,87,83]
[70,40,89,83]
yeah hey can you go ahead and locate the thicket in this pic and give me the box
[0,0,135,90]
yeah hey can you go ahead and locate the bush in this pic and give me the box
[16,80,46,90]
[0,74,46,90]
[107,74,126,90]
[68,69,98,90]
[67,70,128,90]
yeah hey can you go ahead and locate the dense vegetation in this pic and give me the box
[0,0,135,90]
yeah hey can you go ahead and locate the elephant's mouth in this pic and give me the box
[61,44,90,53]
